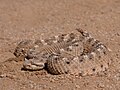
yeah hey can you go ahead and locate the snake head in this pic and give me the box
[23,58,46,70]
[23,47,49,70]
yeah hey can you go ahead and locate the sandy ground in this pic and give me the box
[0,0,120,90]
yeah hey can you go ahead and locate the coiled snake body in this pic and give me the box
[14,29,111,76]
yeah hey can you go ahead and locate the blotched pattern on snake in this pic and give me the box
[14,29,111,76]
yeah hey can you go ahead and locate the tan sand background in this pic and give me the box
[0,0,120,90]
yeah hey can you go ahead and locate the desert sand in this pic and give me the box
[0,0,120,90]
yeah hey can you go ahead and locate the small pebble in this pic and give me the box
[75,84,80,88]
[97,82,105,88]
